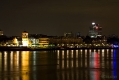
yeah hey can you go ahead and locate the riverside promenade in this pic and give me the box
[0,46,118,51]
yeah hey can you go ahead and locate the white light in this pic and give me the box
[92,22,95,25]
[22,41,28,46]
[91,36,94,38]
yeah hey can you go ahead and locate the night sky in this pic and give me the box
[0,0,119,36]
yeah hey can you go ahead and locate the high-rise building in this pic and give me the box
[89,22,102,38]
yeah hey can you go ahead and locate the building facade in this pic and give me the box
[22,31,29,46]
[89,22,102,38]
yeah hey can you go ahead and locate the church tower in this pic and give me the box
[22,31,29,46]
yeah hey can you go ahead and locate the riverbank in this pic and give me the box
[0,46,118,51]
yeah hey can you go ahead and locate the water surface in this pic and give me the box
[0,49,118,80]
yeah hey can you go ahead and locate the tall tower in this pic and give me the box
[89,22,102,38]
[22,31,29,46]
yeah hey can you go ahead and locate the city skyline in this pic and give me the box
[0,0,119,36]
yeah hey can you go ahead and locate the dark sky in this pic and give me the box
[0,0,119,36]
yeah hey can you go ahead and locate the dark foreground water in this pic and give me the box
[0,49,119,80]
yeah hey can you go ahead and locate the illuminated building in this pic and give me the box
[29,38,39,47]
[28,34,40,47]
[89,22,102,38]
[29,34,49,47]
[29,37,39,46]
[49,36,83,47]
[22,31,29,46]
[13,37,19,46]
[39,37,49,48]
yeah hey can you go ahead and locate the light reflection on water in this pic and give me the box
[0,49,118,80]
[0,52,2,71]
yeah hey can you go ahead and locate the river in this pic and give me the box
[0,49,118,80]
